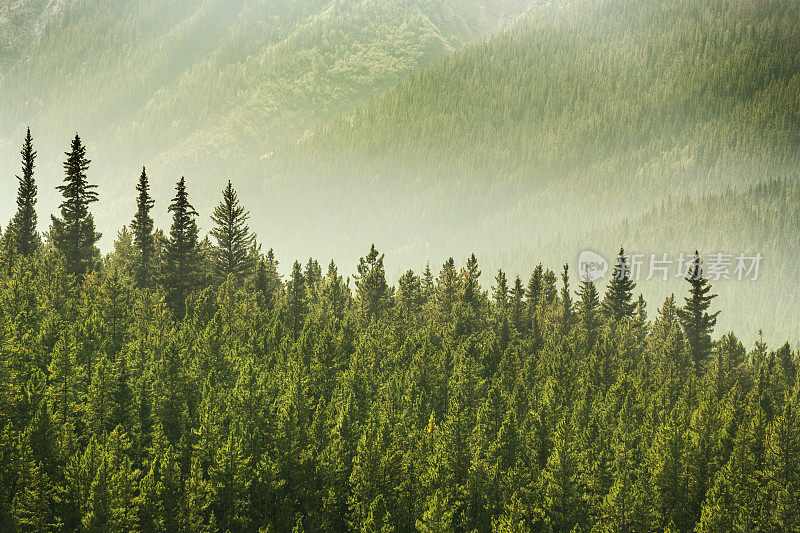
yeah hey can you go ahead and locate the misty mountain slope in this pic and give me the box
[485,177,800,345]
[258,0,800,267]
[0,0,533,236]
[0,0,65,71]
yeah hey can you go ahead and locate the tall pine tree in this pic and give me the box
[130,167,155,288]
[602,247,636,321]
[284,260,308,340]
[677,252,719,371]
[577,278,601,348]
[50,134,100,278]
[7,128,39,257]
[162,177,201,319]
[354,244,393,323]
[210,181,255,281]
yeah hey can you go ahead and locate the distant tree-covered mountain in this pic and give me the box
[259,0,800,266]
[0,0,533,236]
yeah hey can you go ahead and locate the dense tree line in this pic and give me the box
[1,131,798,532]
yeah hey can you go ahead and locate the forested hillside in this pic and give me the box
[2,149,799,531]
[260,0,800,265]
[0,0,532,235]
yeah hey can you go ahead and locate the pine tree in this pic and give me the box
[633,294,648,339]
[284,260,308,340]
[209,433,251,532]
[186,455,210,533]
[511,276,526,332]
[12,462,60,532]
[354,245,393,322]
[560,264,574,335]
[676,252,719,372]
[436,258,460,321]
[540,419,582,530]
[460,254,482,320]
[763,394,800,530]
[542,269,558,304]
[210,181,255,281]
[576,278,601,348]
[526,264,543,326]
[397,270,423,329]
[47,336,79,459]
[421,262,435,303]
[322,260,348,321]
[162,177,201,319]
[493,269,509,317]
[305,258,322,289]
[647,412,690,531]
[602,247,636,321]
[254,249,281,311]
[130,167,155,288]
[7,128,39,258]
[50,134,100,278]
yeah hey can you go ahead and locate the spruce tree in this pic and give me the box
[354,244,393,322]
[527,264,543,323]
[254,249,281,311]
[543,269,558,304]
[421,262,435,303]
[130,167,155,288]
[436,258,460,321]
[210,181,255,281]
[511,276,526,332]
[50,134,100,278]
[322,259,348,321]
[577,278,601,348]
[397,270,423,328]
[602,248,636,321]
[11,462,60,532]
[284,260,308,340]
[162,177,201,319]
[305,258,322,288]
[677,252,719,371]
[8,128,39,257]
[493,269,509,316]
[560,264,574,334]
[461,254,482,310]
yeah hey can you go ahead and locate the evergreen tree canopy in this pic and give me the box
[162,176,201,318]
[677,252,720,371]
[50,134,100,278]
[602,247,637,321]
[210,181,255,282]
[130,167,155,288]
[7,127,39,258]
[354,244,393,323]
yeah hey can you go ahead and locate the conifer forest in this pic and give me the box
[2,1,800,532]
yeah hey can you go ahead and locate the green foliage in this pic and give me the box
[0,237,797,531]
[49,134,100,279]
[130,168,155,289]
[5,128,40,261]
[210,181,256,282]
[162,177,202,319]
[677,253,721,372]
[602,249,637,322]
